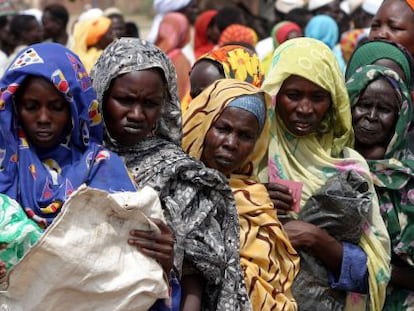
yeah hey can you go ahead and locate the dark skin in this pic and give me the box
[369,0,414,57]
[352,78,414,290]
[352,79,400,160]
[105,68,204,310]
[0,243,7,278]
[266,75,343,277]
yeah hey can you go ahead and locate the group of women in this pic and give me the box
[0,0,413,310]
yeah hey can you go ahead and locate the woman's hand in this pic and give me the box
[128,219,175,274]
[264,182,294,214]
[284,220,343,277]
[0,243,7,279]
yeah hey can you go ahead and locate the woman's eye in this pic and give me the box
[286,93,301,101]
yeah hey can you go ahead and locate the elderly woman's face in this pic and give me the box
[369,0,414,57]
[104,69,165,146]
[201,106,259,176]
[276,75,331,136]
[352,78,400,151]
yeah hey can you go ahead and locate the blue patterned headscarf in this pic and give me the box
[0,43,136,227]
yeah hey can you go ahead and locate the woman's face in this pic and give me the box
[17,77,70,149]
[201,106,259,176]
[352,78,400,150]
[189,60,224,98]
[104,69,165,146]
[369,0,414,57]
[276,75,331,136]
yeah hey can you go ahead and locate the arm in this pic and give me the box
[180,273,204,311]
[284,220,343,277]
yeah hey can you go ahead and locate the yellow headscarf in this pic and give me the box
[260,37,390,311]
[183,79,299,311]
[71,16,111,73]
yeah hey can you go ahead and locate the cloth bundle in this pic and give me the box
[0,186,168,311]
[292,170,372,311]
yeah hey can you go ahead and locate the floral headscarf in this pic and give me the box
[260,37,390,311]
[91,37,182,145]
[347,66,414,303]
[0,43,136,227]
[200,44,264,88]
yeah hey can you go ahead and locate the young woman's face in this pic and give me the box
[352,78,400,151]
[369,0,414,57]
[276,75,331,136]
[201,106,259,176]
[17,77,70,149]
[104,69,165,146]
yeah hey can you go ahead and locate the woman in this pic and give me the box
[183,44,264,112]
[347,65,414,310]
[259,37,390,311]
[0,42,172,309]
[182,78,299,311]
[155,12,191,101]
[345,39,414,89]
[261,21,303,75]
[193,9,218,59]
[91,37,250,311]
[71,15,115,73]
[369,0,414,58]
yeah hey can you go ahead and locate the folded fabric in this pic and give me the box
[0,194,42,270]
[0,185,168,311]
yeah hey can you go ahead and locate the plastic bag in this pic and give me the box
[0,194,42,270]
[292,170,372,311]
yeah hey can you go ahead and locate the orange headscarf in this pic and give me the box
[218,24,258,48]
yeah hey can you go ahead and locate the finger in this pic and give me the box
[129,231,174,245]
[266,182,291,193]
[149,218,173,235]
[128,238,173,253]
[268,191,294,205]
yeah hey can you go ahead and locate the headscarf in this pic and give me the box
[0,43,136,227]
[340,29,367,63]
[271,21,302,49]
[155,12,190,54]
[182,79,299,311]
[218,24,258,48]
[194,10,217,59]
[91,38,251,311]
[181,44,265,112]
[408,0,414,10]
[71,16,112,72]
[347,64,414,309]
[345,40,414,88]
[305,15,338,49]
[91,37,181,146]
[200,45,264,88]
[308,0,335,10]
[260,37,390,311]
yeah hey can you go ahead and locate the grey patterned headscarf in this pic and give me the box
[90,37,182,145]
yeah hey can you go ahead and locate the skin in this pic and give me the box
[109,15,126,39]
[266,75,331,214]
[276,75,332,137]
[201,106,260,176]
[105,68,199,308]
[352,79,400,160]
[104,69,165,146]
[95,27,115,50]
[369,0,414,57]
[189,59,224,98]
[22,19,43,45]
[42,11,67,45]
[0,243,7,279]
[352,79,414,290]
[16,76,70,149]
[267,75,343,277]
